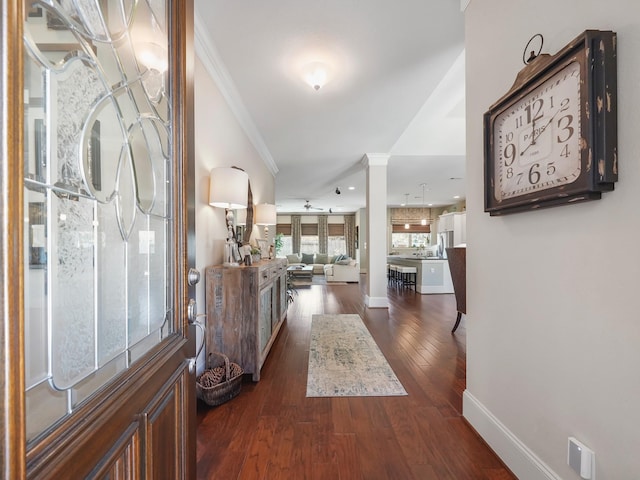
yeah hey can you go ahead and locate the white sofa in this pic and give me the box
[323,262,360,282]
[286,253,341,275]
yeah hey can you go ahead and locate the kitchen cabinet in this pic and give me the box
[205,258,287,381]
[439,212,466,245]
[438,213,455,232]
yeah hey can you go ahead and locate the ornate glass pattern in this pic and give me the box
[23,0,173,441]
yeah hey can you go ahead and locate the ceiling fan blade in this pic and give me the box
[303,200,320,210]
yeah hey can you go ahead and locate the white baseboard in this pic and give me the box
[364,295,389,308]
[463,390,561,480]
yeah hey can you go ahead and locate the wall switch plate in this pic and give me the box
[568,437,595,479]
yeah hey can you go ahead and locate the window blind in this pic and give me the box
[391,224,431,233]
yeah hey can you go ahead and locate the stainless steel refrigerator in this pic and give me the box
[437,231,454,259]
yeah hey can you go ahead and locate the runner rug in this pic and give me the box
[306,314,407,397]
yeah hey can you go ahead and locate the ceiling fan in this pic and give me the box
[303,200,323,211]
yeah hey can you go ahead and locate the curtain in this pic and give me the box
[318,215,328,254]
[291,215,301,254]
[344,214,356,258]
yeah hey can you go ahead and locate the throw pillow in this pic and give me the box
[315,253,328,264]
[336,258,352,265]
[301,253,314,264]
[286,254,301,264]
[332,254,344,263]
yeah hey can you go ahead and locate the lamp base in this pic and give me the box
[223,227,240,267]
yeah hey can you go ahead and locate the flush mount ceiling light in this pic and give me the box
[288,41,349,94]
[303,61,329,91]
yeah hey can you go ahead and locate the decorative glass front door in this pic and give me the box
[24,0,175,441]
[14,3,196,477]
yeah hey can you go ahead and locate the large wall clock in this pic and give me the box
[484,30,617,215]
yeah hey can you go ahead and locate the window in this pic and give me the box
[327,236,346,255]
[391,223,430,248]
[300,223,318,254]
[276,223,292,256]
[279,236,292,256]
[300,236,319,254]
[391,232,431,248]
[327,223,345,255]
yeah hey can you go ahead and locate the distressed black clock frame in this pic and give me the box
[484,30,617,216]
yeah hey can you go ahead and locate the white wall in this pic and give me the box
[465,2,640,479]
[356,208,367,273]
[193,56,275,372]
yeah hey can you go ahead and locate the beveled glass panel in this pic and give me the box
[128,218,154,346]
[24,51,47,183]
[147,215,169,330]
[50,55,108,200]
[25,381,67,442]
[115,146,137,241]
[50,194,96,390]
[24,194,48,388]
[129,116,170,214]
[96,202,126,365]
[72,353,128,406]
[81,94,127,204]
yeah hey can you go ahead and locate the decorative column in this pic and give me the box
[361,153,389,308]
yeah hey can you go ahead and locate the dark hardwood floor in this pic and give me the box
[197,278,515,479]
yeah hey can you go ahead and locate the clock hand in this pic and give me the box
[520,107,563,155]
[520,117,538,156]
[536,107,563,137]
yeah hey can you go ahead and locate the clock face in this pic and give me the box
[493,61,582,202]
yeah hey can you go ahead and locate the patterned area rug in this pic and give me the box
[291,277,348,287]
[306,314,407,397]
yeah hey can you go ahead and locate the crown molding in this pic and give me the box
[194,10,278,177]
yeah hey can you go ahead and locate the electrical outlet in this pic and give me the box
[568,437,595,480]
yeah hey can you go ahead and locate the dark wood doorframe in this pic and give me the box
[1,0,28,477]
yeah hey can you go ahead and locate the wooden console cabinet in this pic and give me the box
[205,258,288,381]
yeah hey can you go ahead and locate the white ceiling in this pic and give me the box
[194,0,466,214]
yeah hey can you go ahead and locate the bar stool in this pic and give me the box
[396,265,417,291]
[388,265,398,286]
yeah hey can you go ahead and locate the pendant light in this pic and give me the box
[420,183,427,226]
[403,193,410,229]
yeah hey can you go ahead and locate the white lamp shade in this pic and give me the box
[255,203,277,225]
[209,167,249,209]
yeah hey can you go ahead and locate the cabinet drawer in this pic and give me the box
[258,266,272,286]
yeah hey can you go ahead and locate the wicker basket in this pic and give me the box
[196,352,243,406]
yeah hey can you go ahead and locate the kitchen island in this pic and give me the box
[387,255,454,294]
